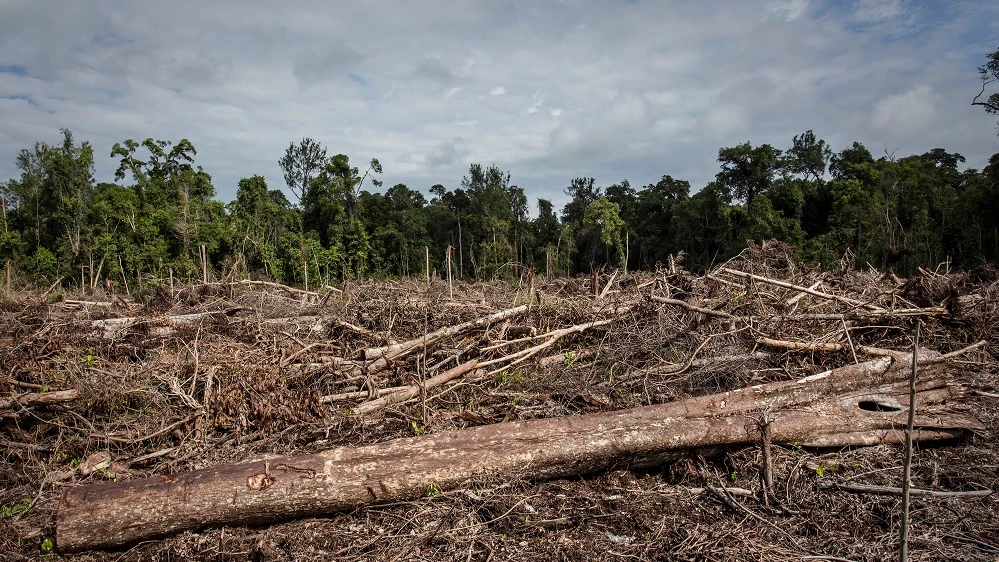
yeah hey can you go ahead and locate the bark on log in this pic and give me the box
[0,389,79,410]
[91,310,243,337]
[56,353,981,552]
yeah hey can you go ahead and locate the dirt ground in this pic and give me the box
[2,243,998,561]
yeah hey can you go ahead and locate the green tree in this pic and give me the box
[278,138,328,206]
[783,130,831,182]
[228,175,298,279]
[582,198,625,268]
[634,175,689,268]
[716,142,782,204]
[110,137,216,279]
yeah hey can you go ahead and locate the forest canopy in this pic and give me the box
[2,128,998,290]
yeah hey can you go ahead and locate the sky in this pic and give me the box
[1,0,998,210]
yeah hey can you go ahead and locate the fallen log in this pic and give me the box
[0,389,79,411]
[91,309,244,337]
[56,352,981,552]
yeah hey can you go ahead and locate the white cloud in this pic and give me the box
[852,0,904,23]
[527,91,544,114]
[489,86,506,97]
[701,105,750,140]
[871,84,938,134]
[766,0,808,22]
[425,137,470,168]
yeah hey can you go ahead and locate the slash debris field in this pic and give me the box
[2,242,998,561]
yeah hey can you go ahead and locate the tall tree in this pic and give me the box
[783,130,831,182]
[716,142,782,204]
[973,47,999,134]
[634,175,689,268]
[279,138,328,206]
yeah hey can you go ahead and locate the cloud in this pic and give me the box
[425,137,470,168]
[527,91,544,114]
[701,105,750,140]
[414,56,455,86]
[871,84,938,134]
[293,43,364,86]
[851,0,904,23]
[766,0,808,22]
[0,0,996,210]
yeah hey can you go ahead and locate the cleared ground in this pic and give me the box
[2,242,997,561]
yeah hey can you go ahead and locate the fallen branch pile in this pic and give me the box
[2,241,997,560]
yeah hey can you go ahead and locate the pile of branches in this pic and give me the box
[2,241,998,560]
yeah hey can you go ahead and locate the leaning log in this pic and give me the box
[56,353,981,552]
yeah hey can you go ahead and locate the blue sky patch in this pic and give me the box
[0,64,28,76]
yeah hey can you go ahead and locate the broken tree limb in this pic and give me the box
[598,270,618,299]
[210,279,341,297]
[56,353,981,551]
[90,309,244,337]
[351,360,482,415]
[618,352,774,383]
[650,295,736,319]
[721,268,888,313]
[757,337,845,353]
[360,305,528,367]
[478,318,618,373]
[0,389,79,410]
[319,385,410,403]
[819,482,994,499]
[535,347,600,368]
[786,280,823,307]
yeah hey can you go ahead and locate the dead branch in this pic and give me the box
[478,318,618,373]
[721,268,890,312]
[352,360,483,415]
[650,295,736,319]
[90,310,241,337]
[360,305,528,372]
[598,270,618,299]
[757,337,844,352]
[0,389,79,410]
[821,482,994,499]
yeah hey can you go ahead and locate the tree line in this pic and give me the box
[1,127,998,291]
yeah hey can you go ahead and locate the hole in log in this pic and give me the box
[857,398,903,412]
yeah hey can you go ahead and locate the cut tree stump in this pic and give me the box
[56,352,982,552]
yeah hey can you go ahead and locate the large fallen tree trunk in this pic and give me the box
[57,352,981,552]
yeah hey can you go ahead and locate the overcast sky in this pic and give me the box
[1,0,997,209]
